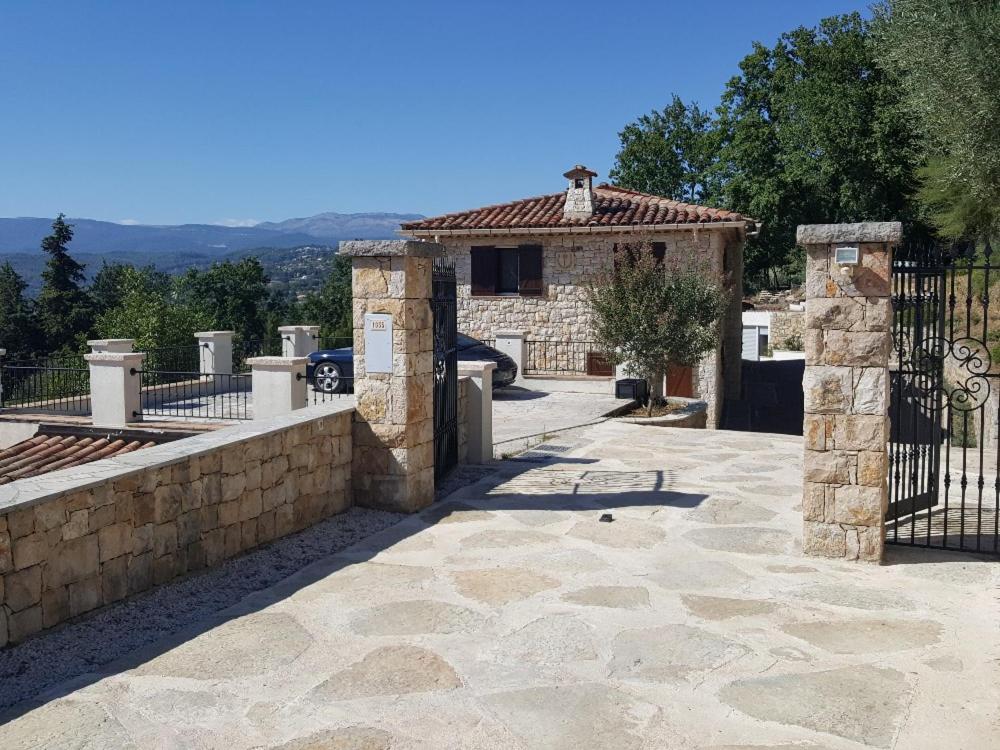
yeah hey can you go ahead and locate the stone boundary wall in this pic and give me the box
[770,309,805,349]
[0,403,353,646]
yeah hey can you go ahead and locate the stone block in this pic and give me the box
[9,604,42,642]
[803,366,852,414]
[857,451,888,487]
[181,480,204,512]
[102,555,128,603]
[854,367,888,415]
[222,447,244,476]
[238,489,263,522]
[132,523,154,555]
[806,298,863,330]
[97,523,132,562]
[864,297,891,331]
[832,485,884,526]
[5,564,42,612]
[127,553,152,594]
[88,503,116,532]
[241,518,258,549]
[153,523,178,558]
[833,415,887,451]
[132,492,156,526]
[177,510,201,547]
[8,508,35,539]
[152,554,176,585]
[0,530,11,574]
[804,450,851,484]
[68,575,101,617]
[42,586,69,628]
[221,472,247,504]
[823,330,890,367]
[857,525,884,562]
[802,521,847,558]
[0,607,6,648]
[62,509,89,541]
[802,482,826,522]
[43,535,99,589]
[353,260,389,298]
[803,414,829,451]
[223,524,241,558]
[35,500,66,532]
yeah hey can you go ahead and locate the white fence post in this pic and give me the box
[457,360,496,464]
[494,330,527,382]
[86,339,134,354]
[195,331,233,376]
[248,356,308,419]
[278,326,320,357]
[85,352,145,427]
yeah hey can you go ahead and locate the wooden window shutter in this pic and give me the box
[518,245,543,296]
[470,246,497,296]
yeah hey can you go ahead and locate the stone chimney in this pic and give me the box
[563,165,597,220]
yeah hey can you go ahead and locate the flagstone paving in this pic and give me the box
[4,422,1000,749]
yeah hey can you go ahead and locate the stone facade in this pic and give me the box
[424,229,745,427]
[0,404,353,646]
[770,309,805,350]
[343,241,438,513]
[799,223,901,562]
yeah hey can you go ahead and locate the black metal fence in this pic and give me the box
[0,359,91,414]
[299,371,355,406]
[139,344,204,375]
[523,340,610,376]
[132,368,251,421]
[234,337,284,372]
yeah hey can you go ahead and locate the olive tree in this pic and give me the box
[587,247,727,416]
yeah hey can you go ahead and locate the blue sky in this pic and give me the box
[0,1,870,225]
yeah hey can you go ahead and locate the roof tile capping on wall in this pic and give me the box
[0,403,354,645]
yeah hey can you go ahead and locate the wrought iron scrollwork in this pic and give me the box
[907,335,992,411]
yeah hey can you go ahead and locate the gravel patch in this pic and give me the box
[0,506,403,711]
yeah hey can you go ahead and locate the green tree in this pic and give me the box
[298,254,353,342]
[176,258,271,343]
[875,0,1000,238]
[610,95,719,203]
[0,262,42,358]
[90,261,170,316]
[36,214,92,351]
[95,267,210,358]
[587,247,727,416]
[715,13,922,282]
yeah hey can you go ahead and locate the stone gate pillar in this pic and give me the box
[799,222,901,562]
[340,240,440,513]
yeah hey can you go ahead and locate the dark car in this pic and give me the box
[307,334,518,394]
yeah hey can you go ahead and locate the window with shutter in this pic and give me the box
[470,246,497,296]
[518,245,543,296]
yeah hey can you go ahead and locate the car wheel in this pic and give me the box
[314,362,343,394]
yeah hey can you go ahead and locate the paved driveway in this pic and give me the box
[4,423,998,749]
[492,386,624,451]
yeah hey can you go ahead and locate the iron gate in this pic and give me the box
[432,263,458,481]
[888,240,999,554]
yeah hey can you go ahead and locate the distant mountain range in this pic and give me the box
[0,211,424,292]
[0,211,423,255]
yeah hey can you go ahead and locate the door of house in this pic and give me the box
[888,240,999,555]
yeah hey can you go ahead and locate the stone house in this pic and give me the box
[400,165,756,427]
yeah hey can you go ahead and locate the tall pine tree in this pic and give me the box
[0,262,42,358]
[36,214,92,352]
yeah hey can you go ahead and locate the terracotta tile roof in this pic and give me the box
[401,184,751,233]
[0,433,156,485]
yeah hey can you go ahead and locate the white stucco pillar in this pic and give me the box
[493,330,527,382]
[195,331,233,376]
[279,326,320,358]
[248,356,308,419]
[85,352,145,427]
[458,360,496,464]
[87,339,134,354]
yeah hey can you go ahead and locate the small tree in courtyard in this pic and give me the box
[587,247,727,417]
